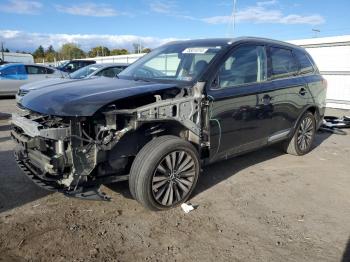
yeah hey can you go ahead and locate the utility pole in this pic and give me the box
[228,0,237,37]
[312,28,320,38]
[1,42,4,63]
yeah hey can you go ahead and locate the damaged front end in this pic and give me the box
[11,111,129,200]
[11,83,210,201]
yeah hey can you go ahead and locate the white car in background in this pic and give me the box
[16,63,129,104]
[0,63,66,96]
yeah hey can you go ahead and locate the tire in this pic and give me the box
[283,111,316,156]
[129,135,200,211]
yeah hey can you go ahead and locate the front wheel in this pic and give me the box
[283,111,316,156]
[129,136,200,211]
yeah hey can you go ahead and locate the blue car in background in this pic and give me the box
[0,63,66,96]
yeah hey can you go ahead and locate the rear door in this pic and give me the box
[265,46,311,140]
[207,44,273,162]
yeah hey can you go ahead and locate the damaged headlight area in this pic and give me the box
[11,110,133,200]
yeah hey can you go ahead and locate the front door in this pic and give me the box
[207,44,273,162]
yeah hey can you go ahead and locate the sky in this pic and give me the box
[0,0,350,52]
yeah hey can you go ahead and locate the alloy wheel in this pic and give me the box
[151,150,196,206]
[297,116,314,151]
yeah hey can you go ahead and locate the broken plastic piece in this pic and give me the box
[181,203,195,213]
[64,186,111,201]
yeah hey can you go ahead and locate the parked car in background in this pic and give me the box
[69,63,128,79]
[11,37,326,210]
[0,63,66,96]
[16,63,129,103]
[56,60,96,73]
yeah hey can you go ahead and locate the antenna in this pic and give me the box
[1,42,4,62]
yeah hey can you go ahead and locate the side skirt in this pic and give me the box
[267,129,291,144]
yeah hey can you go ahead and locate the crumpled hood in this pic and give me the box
[21,77,178,116]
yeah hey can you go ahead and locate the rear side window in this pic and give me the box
[26,66,47,74]
[294,49,314,74]
[46,67,55,74]
[216,45,267,89]
[270,47,298,79]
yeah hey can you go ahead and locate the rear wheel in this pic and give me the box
[129,136,200,211]
[283,111,316,156]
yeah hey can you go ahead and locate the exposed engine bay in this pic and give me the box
[11,83,210,200]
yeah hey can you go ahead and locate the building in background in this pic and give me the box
[0,52,34,64]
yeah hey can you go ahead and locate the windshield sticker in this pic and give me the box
[182,47,209,54]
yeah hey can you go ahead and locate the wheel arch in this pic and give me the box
[292,105,319,131]
[105,120,200,175]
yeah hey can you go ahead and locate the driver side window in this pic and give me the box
[215,45,267,89]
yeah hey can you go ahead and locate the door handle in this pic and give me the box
[299,88,307,96]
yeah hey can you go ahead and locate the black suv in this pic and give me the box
[57,59,96,73]
[11,37,326,210]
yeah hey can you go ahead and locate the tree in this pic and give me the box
[44,45,56,62]
[45,45,55,55]
[4,48,10,52]
[88,46,110,57]
[32,45,45,59]
[58,43,85,60]
[110,48,129,55]
[141,48,152,53]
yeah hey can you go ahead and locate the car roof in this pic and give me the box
[166,37,305,51]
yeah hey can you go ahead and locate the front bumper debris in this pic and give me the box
[10,112,117,201]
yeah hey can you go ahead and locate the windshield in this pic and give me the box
[57,61,69,69]
[69,64,104,79]
[119,43,224,82]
